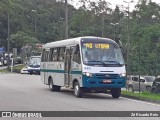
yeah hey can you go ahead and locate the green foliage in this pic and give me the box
[122,91,160,101]
[11,31,38,47]
[0,64,25,73]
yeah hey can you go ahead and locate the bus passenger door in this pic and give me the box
[64,47,72,87]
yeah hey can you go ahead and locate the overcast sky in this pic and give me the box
[69,0,160,11]
[106,0,160,11]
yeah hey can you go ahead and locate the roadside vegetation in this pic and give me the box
[0,68,9,73]
[0,64,25,73]
[121,91,160,102]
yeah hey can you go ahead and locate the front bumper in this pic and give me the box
[82,74,126,88]
[28,69,40,74]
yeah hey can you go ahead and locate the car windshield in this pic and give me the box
[81,41,124,66]
[145,76,155,82]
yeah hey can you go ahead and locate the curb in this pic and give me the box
[121,94,160,104]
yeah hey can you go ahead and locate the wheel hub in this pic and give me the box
[74,85,79,95]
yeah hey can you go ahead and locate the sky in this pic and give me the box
[69,0,160,11]
[106,0,160,11]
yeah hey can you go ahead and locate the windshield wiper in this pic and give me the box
[86,60,107,65]
[104,60,122,65]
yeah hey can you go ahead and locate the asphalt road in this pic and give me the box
[0,73,159,120]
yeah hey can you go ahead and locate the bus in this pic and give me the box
[40,36,126,98]
[27,56,41,75]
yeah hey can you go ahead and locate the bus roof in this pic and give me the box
[42,36,115,49]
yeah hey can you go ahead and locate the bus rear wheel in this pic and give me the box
[49,78,60,92]
[111,88,121,98]
[74,81,83,98]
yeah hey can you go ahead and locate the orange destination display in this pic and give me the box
[83,43,110,49]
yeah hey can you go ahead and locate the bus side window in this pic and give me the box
[58,47,65,61]
[45,51,49,62]
[41,49,45,62]
[49,48,58,62]
[49,48,53,62]
[52,48,58,61]
[73,45,81,64]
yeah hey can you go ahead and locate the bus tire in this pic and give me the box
[49,78,61,92]
[55,86,61,92]
[111,88,121,98]
[74,81,83,98]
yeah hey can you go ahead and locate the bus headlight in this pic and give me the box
[83,72,93,77]
[120,73,126,77]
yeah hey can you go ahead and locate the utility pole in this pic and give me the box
[31,10,37,39]
[102,14,104,37]
[35,14,37,39]
[65,0,68,39]
[110,23,119,41]
[7,0,10,71]
[123,0,134,76]
[138,42,141,93]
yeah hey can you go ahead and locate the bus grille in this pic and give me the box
[95,74,118,79]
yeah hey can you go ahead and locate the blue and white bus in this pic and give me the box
[28,56,41,75]
[40,36,126,98]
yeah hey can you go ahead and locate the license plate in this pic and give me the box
[103,80,112,83]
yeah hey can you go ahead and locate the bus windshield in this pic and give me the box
[28,56,41,67]
[81,42,124,66]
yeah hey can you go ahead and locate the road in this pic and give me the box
[0,73,159,120]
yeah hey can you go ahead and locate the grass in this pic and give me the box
[12,64,26,70]
[121,91,160,101]
[0,68,10,73]
[0,64,26,73]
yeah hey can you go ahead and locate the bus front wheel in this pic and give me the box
[111,88,121,98]
[74,81,83,98]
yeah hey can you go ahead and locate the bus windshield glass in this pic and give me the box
[28,57,41,67]
[81,42,124,66]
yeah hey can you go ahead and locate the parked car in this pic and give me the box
[151,77,160,94]
[0,61,2,66]
[126,75,155,92]
[20,66,28,74]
